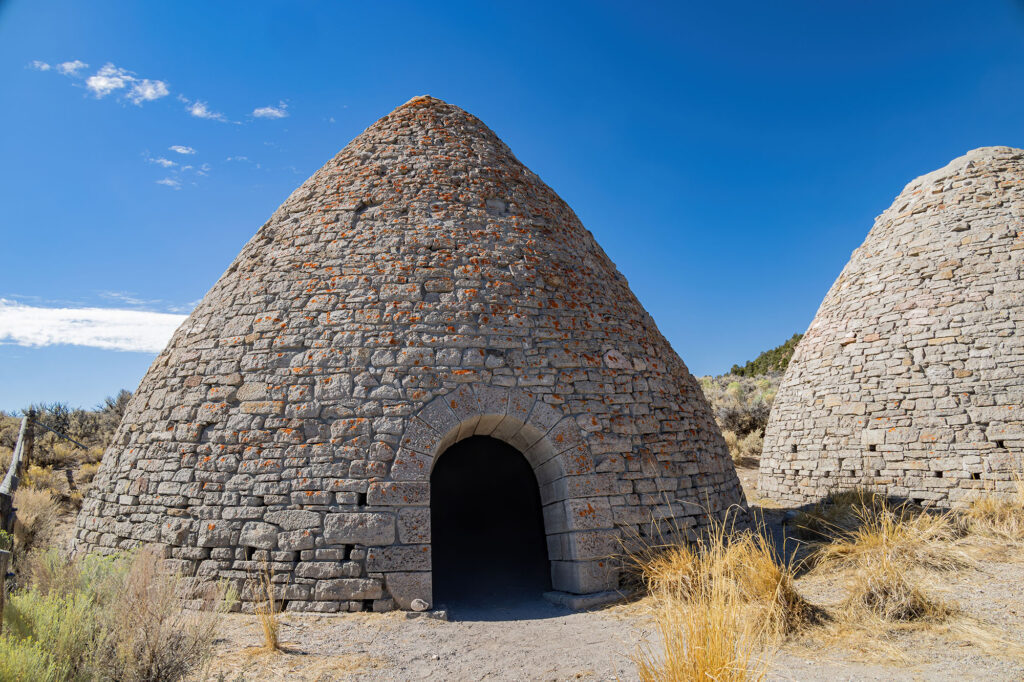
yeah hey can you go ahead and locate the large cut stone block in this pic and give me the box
[385,571,432,610]
[323,512,396,546]
[313,578,383,600]
[366,544,431,571]
[264,510,322,531]
[551,559,619,594]
[367,481,429,506]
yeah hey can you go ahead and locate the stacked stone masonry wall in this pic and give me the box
[761,147,1024,508]
[75,97,744,612]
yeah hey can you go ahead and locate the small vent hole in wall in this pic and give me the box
[934,470,943,478]
[868,444,877,452]
[279,599,289,612]
[790,445,797,453]
[342,545,351,560]
[244,546,255,561]
[357,492,368,506]
[362,599,375,612]
[997,441,1006,449]
[972,472,981,480]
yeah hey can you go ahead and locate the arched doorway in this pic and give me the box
[431,436,551,608]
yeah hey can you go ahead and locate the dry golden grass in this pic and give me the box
[22,464,65,494]
[11,487,61,562]
[809,501,966,575]
[962,477,1024,542]
[793,492,970,633]
[633,572,768,682]
[252,560,280,652]
[792,487,888,540]
[76,461,101,486]
[721,429,763,468]
[629,511,811,680]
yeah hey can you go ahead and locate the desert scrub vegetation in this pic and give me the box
[699,374,779,465]
[11,487,62,568]
[0,391,130,539]
[0,546,234,682]
[697,333,803,465]
[0,389,130,470]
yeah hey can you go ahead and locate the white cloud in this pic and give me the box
[226,155,249,162]
[85,63,133,98]
[179,95,227,122]
[30,60,51,71]
[56,60,88,76]
[127,78,169,104]
[169,145,195,155]
[84,63,168,104]
[253,101,288,119]
[156,178,181,189]
[0,299,186,353]
[149,157,176,168]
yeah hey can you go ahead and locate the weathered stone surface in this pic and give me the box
[761,147,1024,508]
[323,512,395,546]
[75,96,743,610]
[313,579,383,601]
[264,510,321,531]
[385,572,432,610]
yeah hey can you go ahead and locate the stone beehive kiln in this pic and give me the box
[761,147,1024,508]
[75,96,744,612]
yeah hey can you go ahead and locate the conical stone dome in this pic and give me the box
[761,146,1024,508]
[75,96,743,611]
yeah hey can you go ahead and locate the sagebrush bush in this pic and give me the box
[12,487,61,566]
[1,547,232,682]
[0,390,129,470]
[24,464,65,494]
[76,461,101,487]
[700,374,778,463]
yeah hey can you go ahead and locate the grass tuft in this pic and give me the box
[252,560,280,652]
[629,510,812,680]
[962,477,1024,541]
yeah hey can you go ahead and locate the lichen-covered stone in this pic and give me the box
[74,96,743,609]
[761,147,1024,508]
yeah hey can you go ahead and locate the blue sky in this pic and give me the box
[2,1,1024,411]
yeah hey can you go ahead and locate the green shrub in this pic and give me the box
[1,547,232,682]
[730,333,803,377]
[0,634,56,682]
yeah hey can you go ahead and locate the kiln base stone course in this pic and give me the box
[75,96,744,611]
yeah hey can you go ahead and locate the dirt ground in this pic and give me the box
[202,463,1024,681]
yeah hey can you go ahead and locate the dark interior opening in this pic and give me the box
[431,436,551,609]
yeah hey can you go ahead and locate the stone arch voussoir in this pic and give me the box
[393,384,620,595]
